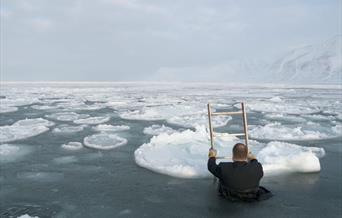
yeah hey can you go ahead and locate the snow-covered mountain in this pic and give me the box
[269,35,341,84]
[153,59,268,83]
[153,36,341,85]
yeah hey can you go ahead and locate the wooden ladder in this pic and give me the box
[207,102,249,160]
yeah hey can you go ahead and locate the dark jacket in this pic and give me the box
[207,157,272,201]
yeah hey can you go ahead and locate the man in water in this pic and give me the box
[207,143,272,201]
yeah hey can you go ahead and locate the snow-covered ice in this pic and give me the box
[236,101,320,114]
[119,104,206,121]
[74,116,110,125]
[17,214,39,218]
[92,124,130,132]
[0,118,54,143]
[143,124,178,136]
[167,114,231,128]
[258,141,325,173]
[46,112,89,121]
[249,122,342,140]
[135,126,325,178]
[61,142,83,150]
[52,125,86,134]
[83,133,128,150]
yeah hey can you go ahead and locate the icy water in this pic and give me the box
[0,83,341,218]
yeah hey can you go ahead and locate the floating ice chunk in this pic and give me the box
[92,124,130,132]
[15,118,54,127]
[258,141,325,173]
[0,144,32,163]
[17,214,39,218]
[249,122,341,140]
[46,112,89,121]
[264,113,306,123]
[0,118,53,143]
[235,101,319,114]
[74,116,110,125]
[302,114,336,121]
[53,156,78,164]
[61,142,83,150]
[167,114,231,128]
[134,126,325,178]
[119,104,206,121]
[135,127,239,178]
[269,96,282,102]
[332,124,342,135]
[1,98,39,107]
[52,125,85,134]
[31,104,59,110]
[0,105,18,113]
[83,133,127,150]
[143,124,178,136]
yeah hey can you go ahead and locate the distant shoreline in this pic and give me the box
[1,81,341,89]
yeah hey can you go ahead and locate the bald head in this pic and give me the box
[232,143,248,161]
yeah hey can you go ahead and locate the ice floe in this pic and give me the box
[92,124,130,132]
[83,133,127,150]
[74,116,110,125]
[236,101,319,114]
[167,114,231,128]
[31,104,60,110]
[52,125,86,134]
[0,144,32,163]
[258,141,325,173]
[264,113,306,123]
[119,104,206,121]
[0,118,54,143]
[61,142,83,150]
[0,105,18,113]
[143,124,178,136]
[17,214,39,218]
[46,112,89,121]
[249,122,342,140]
[134,126,325,178]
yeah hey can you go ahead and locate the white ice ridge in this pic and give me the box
[74,116,110,125]
[83,133,127,150]
[249,122,342,140]
[143,124,178,136]
[92,124,130,132]
[45,112,89,121]
[134,126,325,178]
[0,118,54,143]
[0,144,32,163]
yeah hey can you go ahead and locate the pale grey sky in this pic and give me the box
[0,0,340,81]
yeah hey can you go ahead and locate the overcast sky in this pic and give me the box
[0,0,340,81]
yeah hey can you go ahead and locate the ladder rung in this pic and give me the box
[213,133,245,137]
[216,156,231,160]
[211,111,243,116]
[230,133,245,136]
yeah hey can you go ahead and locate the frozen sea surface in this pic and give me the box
[0,82,341,218]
